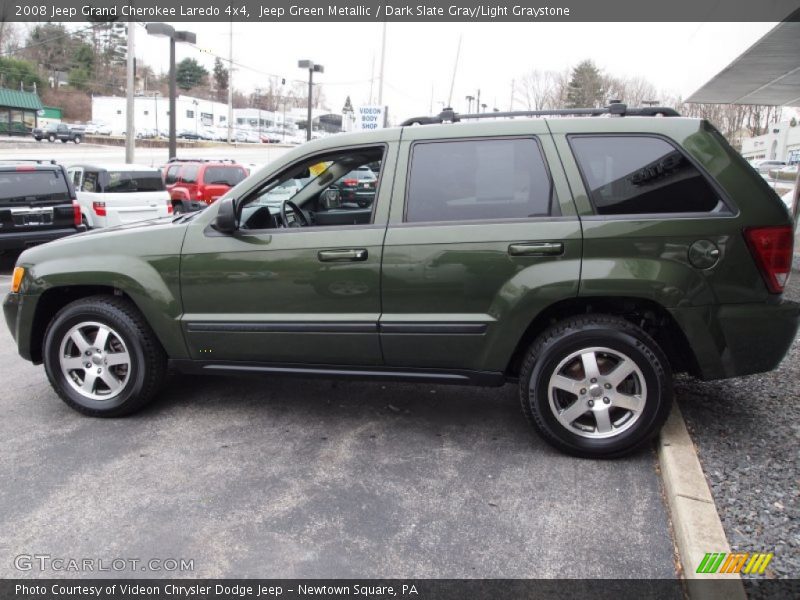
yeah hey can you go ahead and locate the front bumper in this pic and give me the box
[3,291,39,362]
[670,299,800,380]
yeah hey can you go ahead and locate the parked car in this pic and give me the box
[66,164,172,229]
[32,123,84,144]
[4,103,798,459]
[177,129,202,140]
[751,159,787,175]
[235,130,260,143]
[162,158,248,214]
[329,166,378,207]
[135,128,159,140]
[0,159,85,251]
[84,122,112,136]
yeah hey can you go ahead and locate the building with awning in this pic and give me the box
[0,88,43,135]
[687,20,800,107]
[689,19,800,168]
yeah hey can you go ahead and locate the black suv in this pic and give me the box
[0,160,85,251]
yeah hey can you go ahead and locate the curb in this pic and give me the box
[658,404,746,600]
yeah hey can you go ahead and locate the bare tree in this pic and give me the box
[515,69,560,111]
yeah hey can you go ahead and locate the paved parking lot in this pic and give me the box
[0,254,677,579]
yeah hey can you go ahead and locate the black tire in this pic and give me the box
[43,295,167,417]
[519,314,672,458]
[81,215,91,230]
[171,201,185,215]
[74,136,81,144]
[48,134,55,142]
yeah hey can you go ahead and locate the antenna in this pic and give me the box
[447,35,462,108]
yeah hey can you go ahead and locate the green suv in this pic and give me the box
[4,104,798,458]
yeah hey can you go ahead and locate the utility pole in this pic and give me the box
[227,21,233,144]
[368,54,374,104]
[476,89,480,113]
[377,21,386,106]
[125,20,135,163]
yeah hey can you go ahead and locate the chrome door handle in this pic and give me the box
[318,248,368,262]
[508,242,564,257]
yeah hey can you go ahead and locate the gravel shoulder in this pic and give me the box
[677,266,800,580]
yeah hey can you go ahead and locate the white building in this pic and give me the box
[92,94,230,136]
[740,120,800,164]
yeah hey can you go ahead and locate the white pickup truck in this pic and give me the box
[67,164,172,229]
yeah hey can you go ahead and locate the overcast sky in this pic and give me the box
[121,21,785,121]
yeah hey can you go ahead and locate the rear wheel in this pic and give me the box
[519,314,672,458]
[43,296,167,417]
[48,134,55,142]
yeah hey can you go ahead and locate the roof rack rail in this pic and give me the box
[400,102,680,126]
[0,159,58,165]
[166,157,238,163]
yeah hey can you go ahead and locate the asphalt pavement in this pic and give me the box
[0,251,676,579]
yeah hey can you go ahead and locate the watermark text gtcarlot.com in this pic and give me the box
[14,554,194,572]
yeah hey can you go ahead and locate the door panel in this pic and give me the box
[380,124,582,373]
[179,143,397,366]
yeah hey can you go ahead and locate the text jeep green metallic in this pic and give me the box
[5,104,798,458]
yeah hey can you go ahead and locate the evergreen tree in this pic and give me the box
[565,59,605,108]
[213,58,229,102]
[176,58,208,92]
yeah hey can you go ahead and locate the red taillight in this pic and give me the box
[744,226,794,294]
[167,202,174,214]
[72,200,81,226]
[343,179,358,186]
[92,201,106,216]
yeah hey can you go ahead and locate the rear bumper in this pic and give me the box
[670,299,800,380]
[0,226,85,251]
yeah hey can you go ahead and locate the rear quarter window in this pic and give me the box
[569,135,722,215]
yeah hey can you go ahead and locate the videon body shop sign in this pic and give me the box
[355,105,386,130]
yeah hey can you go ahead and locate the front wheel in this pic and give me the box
[519,314,672,458]
[74,136,81,144]
[43,296,167,417]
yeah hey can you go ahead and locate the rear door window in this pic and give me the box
[405,137,557,223]
[569,135,722,215]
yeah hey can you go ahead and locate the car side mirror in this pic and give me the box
[212,197,237,234]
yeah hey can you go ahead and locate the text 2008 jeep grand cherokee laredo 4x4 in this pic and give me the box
[4,104,799,458]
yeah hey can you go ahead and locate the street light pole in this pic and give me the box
[125,21,135,163]
[146,23,196,160]
[168,35,176,158]
[298,60,324,142]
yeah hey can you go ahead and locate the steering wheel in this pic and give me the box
[280,199,309,228]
